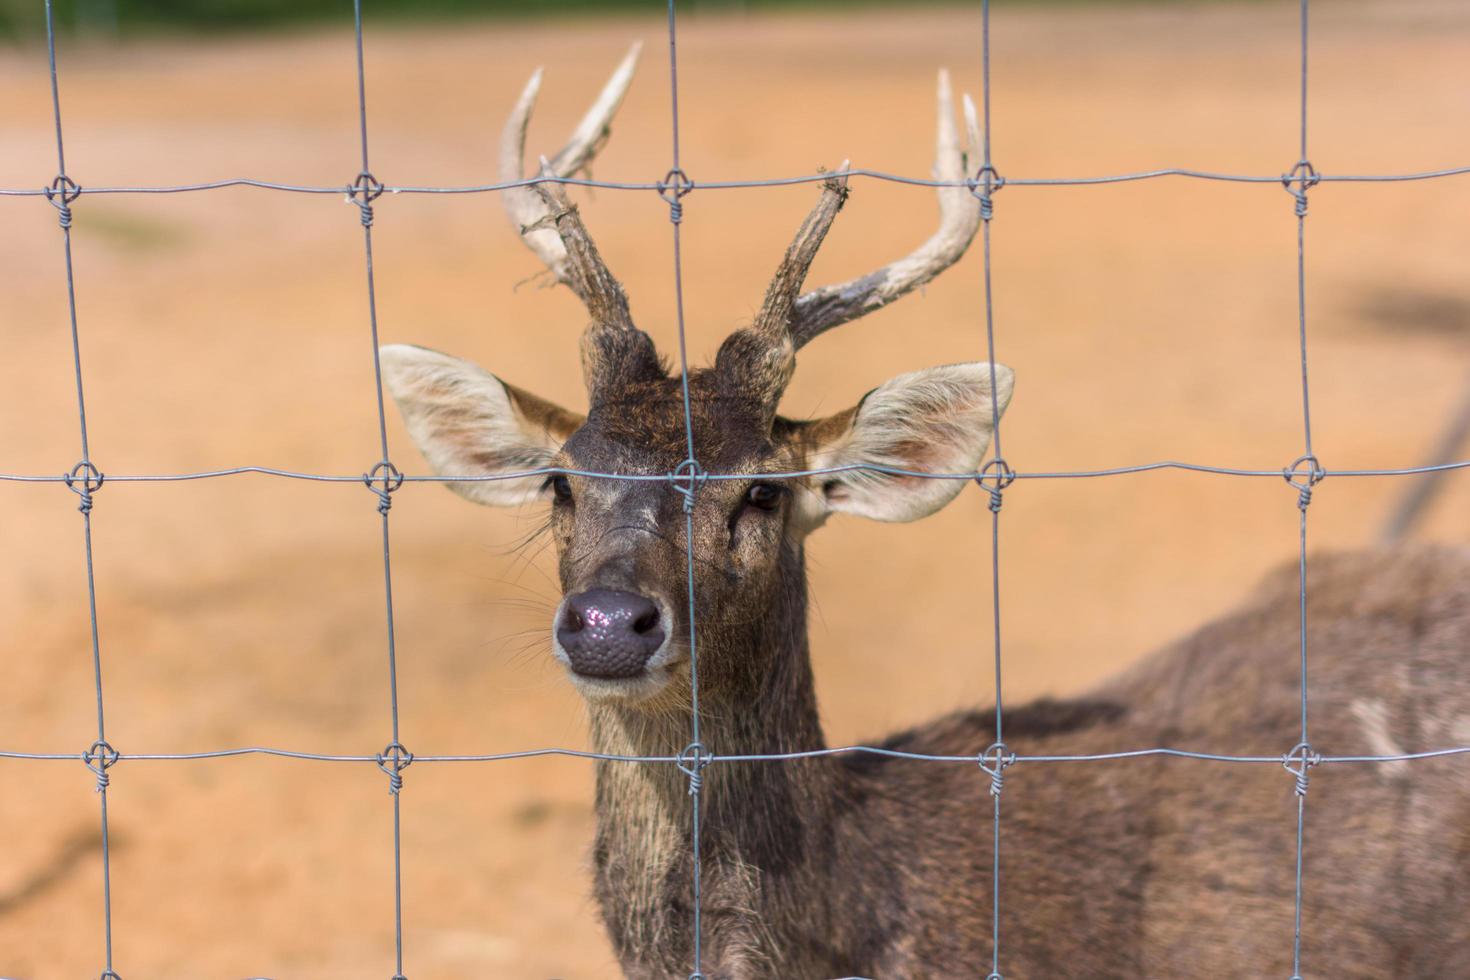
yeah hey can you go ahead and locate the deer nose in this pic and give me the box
[556,589,666,678]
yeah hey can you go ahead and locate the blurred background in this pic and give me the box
[1,0,1467,976]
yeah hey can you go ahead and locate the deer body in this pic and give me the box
[380,51,1469,979]
[586,547,1470,979]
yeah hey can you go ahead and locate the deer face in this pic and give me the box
[379,350,1009,711]
[379,51,1010,710]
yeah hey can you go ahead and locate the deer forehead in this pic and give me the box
[566,379,794,473]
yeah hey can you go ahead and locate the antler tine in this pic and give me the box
[754,165,851,337]
[788,69,983,350]
[531,175,634,331]
[499,43,642,284]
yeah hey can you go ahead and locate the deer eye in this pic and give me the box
[744,483,784,512]
[547,474,573,504]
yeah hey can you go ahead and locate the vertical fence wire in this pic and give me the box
[1287,1,1318,977]
[42,2,121,978]
[660,3,707,978]
[975,2,1012,978]
[348,3,411,977]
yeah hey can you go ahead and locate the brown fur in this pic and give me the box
[380,178,1469,978]
[586,541,1470,979]
[531,369,1470,977]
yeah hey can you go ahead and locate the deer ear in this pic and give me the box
[801,363,1013,524]
[379,344,584,507]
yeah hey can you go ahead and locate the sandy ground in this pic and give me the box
[1,1,1468,976]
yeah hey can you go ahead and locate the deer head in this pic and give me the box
[380,47,1012,715]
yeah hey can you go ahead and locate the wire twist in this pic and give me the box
[82,740,119,793]
[45,174,81,228]
[669,458,707,514]
[376,742,414,795]
[978,742,1014,798]
[659,169,694,224]
[976,458,1015,513]
[1283,160,1319,218]
[364,461,404,515]
[676,742,711,796]
[65,461,104,514]
[1283,455,1324,511]
[969,165,1004,222]
[1282,742,1320,797]
[349,171,384,227]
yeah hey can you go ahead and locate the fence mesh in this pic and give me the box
[3,0,1469,978]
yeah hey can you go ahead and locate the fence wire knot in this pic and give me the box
[45,174,81,228]
[1282,742,1320,797]
[976,457,1015,513]
[1282,160,1319,218]
[348,171,385,227]
[64,461,105,514]
[364,461,404,514]
[669,458,707,514]
[376,742,413,795]
[1282,455,1324,511]
[978,742,1015,797]
[82,740,119,793]
[968,165,1005,221]
[658,169,694,224]
[676,742,712,796]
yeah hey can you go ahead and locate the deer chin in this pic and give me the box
[563,664,681,706]
[551,624,686,707]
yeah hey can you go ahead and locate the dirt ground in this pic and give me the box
[1,1,1467,976]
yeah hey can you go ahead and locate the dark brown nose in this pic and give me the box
[557,589,665,678]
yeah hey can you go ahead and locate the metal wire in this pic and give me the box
[41,3,120,977]
[5,743,1468,767]
[1288,4,1317,976]
[4,165,1470,199]
[657,4,712,976]
[975,3,1009,976]
[3,458,1468,487]
[347,3,411,977]
[7,1,1469,978]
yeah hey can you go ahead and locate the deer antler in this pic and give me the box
[501,45,664,401]
[784,70,984,350]
[500,42,641,283]
[728,70,983,410]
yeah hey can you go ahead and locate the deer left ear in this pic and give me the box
[379,344,584,507]
[799,362,1014,524]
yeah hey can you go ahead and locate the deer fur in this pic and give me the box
[379,52,1470,979]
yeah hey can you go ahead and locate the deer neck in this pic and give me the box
[588,540,825,767]
[586,546,836,971]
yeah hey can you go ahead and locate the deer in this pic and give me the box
[379,49,1470,979]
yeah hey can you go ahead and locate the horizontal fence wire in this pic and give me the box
[7,0,1469,976]
[4,459,1470,484]
[5,744,1470,766]
[3,165,1470,198]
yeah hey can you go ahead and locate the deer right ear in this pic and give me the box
[798,362,1014,525]
[379,344,584,507]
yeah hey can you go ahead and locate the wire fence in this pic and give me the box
[2,0,1469,977]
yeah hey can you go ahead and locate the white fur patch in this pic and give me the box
[379,344,571,507]
[1349,698,1408,779]
[808,362,1014,523]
